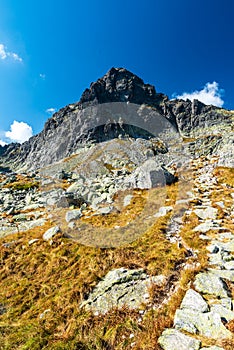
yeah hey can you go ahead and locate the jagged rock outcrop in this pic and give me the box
[0,67,233,172]
[80,67,167,107]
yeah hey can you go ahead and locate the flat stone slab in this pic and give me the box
[158,328,201,350]
[194,207,218,220]
[80,268,166,314]
[0,218,46,238]
[18,218,46,231]
[194,221,216,233]
[194,272,229,298]
[217,240,234,252]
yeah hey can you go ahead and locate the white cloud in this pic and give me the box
[5,121,33,144]
[174,82,224,107]
[0,43,23,62]
[0,140,7,146]
[0,44,7,59]
[46,108,56,114]
[39,73,46,80]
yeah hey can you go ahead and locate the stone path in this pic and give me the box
[158,156,234,350]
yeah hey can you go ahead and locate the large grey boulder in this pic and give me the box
[180,289,209,312]
[80,268,166,314]
[124,159,165,189]
[194,272,229,298]
[158,328,201,350]
[174,309,232,339]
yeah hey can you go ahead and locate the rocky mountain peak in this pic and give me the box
[0,68,233,172]
[80,67,167,106]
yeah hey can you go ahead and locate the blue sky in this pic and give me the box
[0,0,233,144]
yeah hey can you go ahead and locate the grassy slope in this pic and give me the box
[1,166,233,349]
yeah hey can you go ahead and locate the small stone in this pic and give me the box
[39,309,51,319]
[28,238,39,245]
[210,304,234,322]
[95,206,114,215]
[66,182,82,193]
[207,244,219,254]
[194,221,215,233]
[215,201,225,209]
[123,194,133,207]
[199,234,212,240]
[43,226,60,241]
[194,207,217,220]
[68,222,76,229]
[65,209,82,223]
[220,240,234,252]
[154,206,173,218]
[224,261,234,270]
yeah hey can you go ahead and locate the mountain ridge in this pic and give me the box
[0,67,233,171]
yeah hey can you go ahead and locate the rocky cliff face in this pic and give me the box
[0,67,233,171]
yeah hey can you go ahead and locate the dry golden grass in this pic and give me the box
[213,167,234,187]
[0,181,196,349]
[0,162,226,349]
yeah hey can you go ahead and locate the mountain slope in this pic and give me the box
[0,68,233,350]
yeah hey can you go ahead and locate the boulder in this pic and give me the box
[80,268,166,314]
[124,159,165,189]
[208,269,234,282]
[174,309,232,339]
[158,328,201,350]
[180,289,209,312]
[194,272,229,298]
[210,304,234,322]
